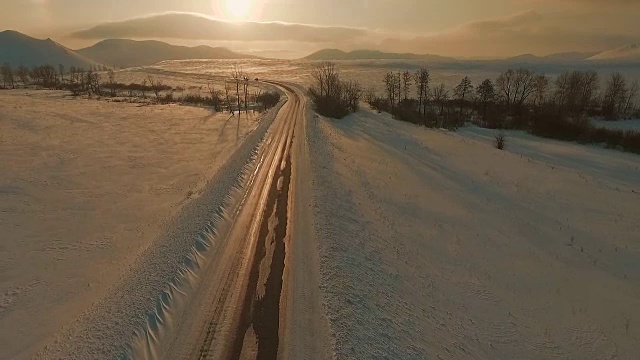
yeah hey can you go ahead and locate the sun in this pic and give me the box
[225,0,252,20]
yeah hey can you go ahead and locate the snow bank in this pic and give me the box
[0,89,282,359]
[306,107,640,359]
[591,119,640,132]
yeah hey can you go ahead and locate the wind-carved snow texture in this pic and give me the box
[124,144,262,360]
[35,101,285,360]
[305,107,640,359]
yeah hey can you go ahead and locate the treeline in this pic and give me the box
[367,67,640,153]
[309,62,363,118]
[0,62,281,113]
[0,63,111,89]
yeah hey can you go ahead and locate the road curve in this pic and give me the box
[161,82,304,360]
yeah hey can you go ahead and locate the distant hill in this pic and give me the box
[588,44,640,62]
[76,39,258,68]
[543,52,600,62]
[304,49,603,63]
[304,49,455,62]
[506,51,598,63]
[0,30,96,68]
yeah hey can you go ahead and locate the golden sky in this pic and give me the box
[3,0,639,58]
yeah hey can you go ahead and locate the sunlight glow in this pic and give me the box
[225,0,252,20]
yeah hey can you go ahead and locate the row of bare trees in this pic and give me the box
[0,63,110,89]
[1,61,279,114]
[370,67,639,127]
[1,63,16,88]
[309,62,363,118]
[366,67,640,152]
[492,69,639,121]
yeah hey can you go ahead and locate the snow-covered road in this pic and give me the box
[304,107,640,359]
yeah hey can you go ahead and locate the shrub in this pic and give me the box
[256,91,281,110]
[530,110,588,142]
[529,109,640,154]
[622,131,640,154]
[494,132,507,150]
[308,62,361,119]
[162,92,174,103]
[309,93,351,119]
[180,93,222,110]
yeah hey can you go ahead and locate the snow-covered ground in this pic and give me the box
[149,59,640,96]
[591,119,640,132]
[305,107,640,359]
[0,89,268,359]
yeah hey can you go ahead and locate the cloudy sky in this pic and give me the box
[2,0,639,58]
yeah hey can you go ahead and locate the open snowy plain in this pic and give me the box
[0,89,269,358]
[1,71,639,359]
[304,107,640,359]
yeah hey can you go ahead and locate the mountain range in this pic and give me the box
[303,48,640,63]
[76,39,257,68]
[0,30,96,68]
[303,49,456,62]
[587,44,640,62]
[504,52,600,63]
[1,30,639,69]
[0,31,257,68]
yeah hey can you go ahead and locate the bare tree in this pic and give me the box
[624,79,639,117]
[207,81,223,111]
[107,69,117,96]
[311,62,341,101]
[231,65,243,114]
[1,63,15,89]
[401,70,412,102]
[532,74,549,108]
[58,64,65,83]
[553,70,598,117]
[602,72,628,119]
[579,70,599,114]
[254,88,263,110]
[364,87,377,106]
[141,78,148,98]
[29,65,57,88]
[414,68,430,116]
[454,76,473,118]
[497,69,536,114]
[343,80,363,112]
[225,80,233,115]
[147,75,162,100]
[76,68,85,91]
[476,79,495,125]
[514,69,536,109]
[86,68,94,95]
[69,66,77,85]
[16,64,29,87]
[496,69,515,107]
[86,69,101,95]
[553,71,570,111]
[432,83,448,116]
[243,75,249,113]
[308,62,356,118]
[311,64,326,98]
[394,72,402,108]
[384,72,397,110]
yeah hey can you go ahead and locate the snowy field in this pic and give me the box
[0,89,264,359]
[306,107,640,359]
[591,119,640,132]
[149,59,640,94]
